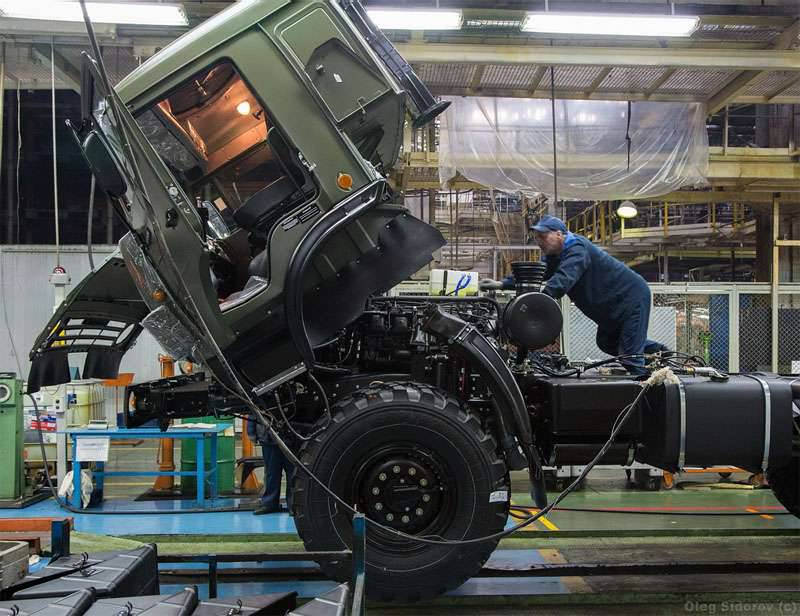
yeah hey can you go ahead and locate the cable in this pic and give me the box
[15,78,20,243]
[51,41,60,267]
[87,175,96,271]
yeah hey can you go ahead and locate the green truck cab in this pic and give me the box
[29,0,446,394]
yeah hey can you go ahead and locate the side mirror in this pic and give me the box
[74,125,128,198]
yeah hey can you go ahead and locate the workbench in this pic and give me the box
[65,427,227,508]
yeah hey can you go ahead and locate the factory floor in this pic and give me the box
[5,439,799,613]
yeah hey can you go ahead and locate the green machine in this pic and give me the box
[0,373,25,501]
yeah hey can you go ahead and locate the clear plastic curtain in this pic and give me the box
[439,97,708,200]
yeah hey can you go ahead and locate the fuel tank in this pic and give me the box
[637,374,794,473]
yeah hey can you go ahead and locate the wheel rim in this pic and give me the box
[348,443,458,552]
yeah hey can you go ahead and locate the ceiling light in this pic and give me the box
[0,1,188,26]
[236,101,251,116]
[522,12,699,37]
[617,201,638,219]
[366,8,462,31]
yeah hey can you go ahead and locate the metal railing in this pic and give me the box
[559,283,800,373]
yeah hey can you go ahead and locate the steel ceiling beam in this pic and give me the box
[396,43,800,72]
[706,18,799,114]
[31,44,81,93]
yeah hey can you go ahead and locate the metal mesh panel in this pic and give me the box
[778,293,800,374]
[568,305,677,362]
[743,71,798,97]
[652,294,730,370]
[659,69,734,94]
[739,294,772,372]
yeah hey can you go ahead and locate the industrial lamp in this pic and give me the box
[522,12,699,37]
[0,1,188,26]
[616,201,638,219]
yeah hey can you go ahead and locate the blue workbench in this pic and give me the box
[65,426,228,508]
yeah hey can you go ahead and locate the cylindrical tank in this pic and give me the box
[637,375,793,473]
[180,415,235,495]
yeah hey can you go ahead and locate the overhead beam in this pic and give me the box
[31,44,81,92]
[707,71,764,114]
[705,18,799,114]
[396,43,800,72]
[468,64,486,93]
[526,66,547,95]
[430,85,705,103]
[584,67,612,97]
[644,68,676,98]
[768,73,800,100]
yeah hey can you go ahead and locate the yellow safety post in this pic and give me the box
[152,355,176,491]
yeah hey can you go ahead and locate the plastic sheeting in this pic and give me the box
[439,97,708,200]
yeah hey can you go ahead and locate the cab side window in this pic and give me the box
[136,61,314,239]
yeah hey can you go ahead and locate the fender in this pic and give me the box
[422,305,548,508]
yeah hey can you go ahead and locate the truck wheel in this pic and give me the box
[292,382,509,602]
[768,456,799,518]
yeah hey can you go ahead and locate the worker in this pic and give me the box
[247,417,294,515]
[482,215,668,375]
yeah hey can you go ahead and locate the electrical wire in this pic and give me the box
[87,175,96,271]
[51,41,60,268]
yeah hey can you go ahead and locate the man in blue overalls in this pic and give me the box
[487,215,667,375]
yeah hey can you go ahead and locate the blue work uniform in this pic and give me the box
[247,418,294,511]
[505,233,665,374]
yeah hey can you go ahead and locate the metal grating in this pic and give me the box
[743,71,798,97]
[568,305,677,363]
[697,23,782,43]
[417,62,476,87]
[2,45,71,89]
[551,65,605,90]
[480,64,542,89]
[653,294,730,371]
[781,81,800,97]
[463,18,523,29]
[658,69,735,94]
[598,67,668,91]
[778,294,800,374]
[739,294,772,373]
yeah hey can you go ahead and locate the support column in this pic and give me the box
[754,210,772,282]
[152,355,176,491]
[771,195,779,373]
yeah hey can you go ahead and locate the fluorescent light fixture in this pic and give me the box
[617,201,638,219]
[0,1,188,26]
[522,12,699,37]
[367,8,462,31]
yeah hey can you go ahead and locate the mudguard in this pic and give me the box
[27,253,148,393]
[422,305,548,508]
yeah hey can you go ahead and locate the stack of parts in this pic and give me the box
[0,545,351,615]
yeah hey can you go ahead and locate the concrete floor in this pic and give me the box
[6,437,799,613]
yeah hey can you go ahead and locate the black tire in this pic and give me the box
[768,456,799,518]
[293,382,509,602]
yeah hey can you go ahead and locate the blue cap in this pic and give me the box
[530,215,567,234]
